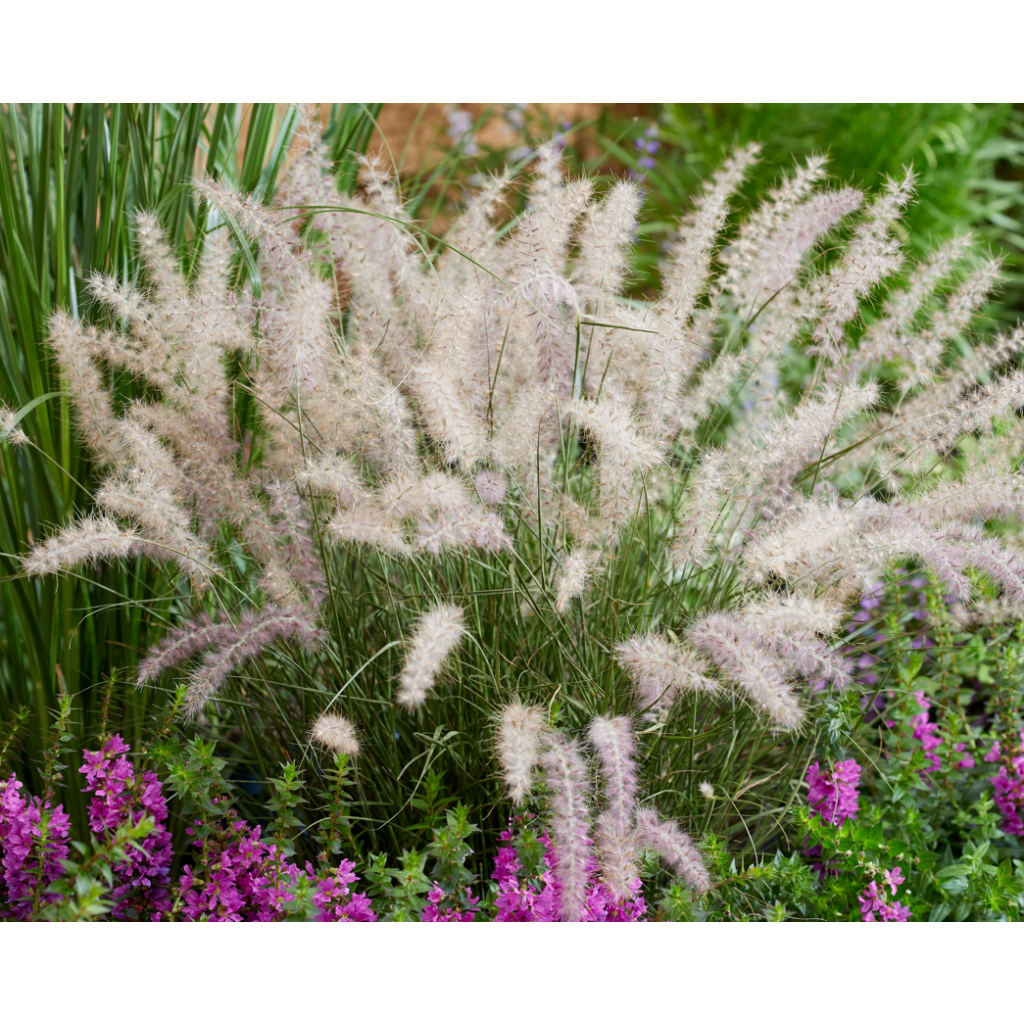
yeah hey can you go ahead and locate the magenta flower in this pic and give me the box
[177,812,375,921]
[879,901,912,922]
[421,884,479,922]
[314,860,377,922]
[806,759,861,826]
[909,692,942,772]
[983,731,1024,837]
[953,743,975,770]
[0,775,70,919]
[78,734,172,919]
[883,867,904,895]
[858,880,882,921]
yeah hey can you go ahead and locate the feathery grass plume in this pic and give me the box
[396,603,467,710]
[907,461,1024,527]
[810,169,916,360]
[755,381,879,518]
[614,634,718,720]
[0,404,29,446]
[721,153,831,305]
[95,478,215,595]
[328,505,412,556]
[861,330,1024,486]
[379,472,472,519]
[183,607,325,721]
[554,548,594,613]
[371,383,421,478]
[572,180,643,307]
[699,782,715,801]
[136,614,230,686]
[46,312,124,466]
[674,353,745,437]
[956,324,1024,388]
[588,715,639,902]
[933,370,1024,453]
[497,700,546,803]
[539,732,593,922]
[660,142,760,329]
[310,713,361,757]
[94,421,218,593]
[742,499,863,586]
[688,613,803,731]
[740,595,843,638]
[570,396,663,474]
[856,234,973,370]
[732,186,864,309]
[134,209,187,298]
[943,524,1024,604]
[296,453,373,508]
[857,500,977,601]
[21,515,141,577]
[897,257,1004,392]
[633,806,710,893]
[259,270,334,394]
[571,394,664,543]
[266,481,327,605]
[415,507,513,554]
[670,447,729,566]
[436,169,512,292]
[473,469,508,505]
[770,633,853,688]
[408,359,489,468]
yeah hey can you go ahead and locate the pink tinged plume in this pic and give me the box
[554,549,593,613]
[688,612,803,731]
[136,613,232,686]
[540,733,594,921]
[183,607,325,720]
[753,187,864,297]
[588,715,639,902]
[633,806,710,894]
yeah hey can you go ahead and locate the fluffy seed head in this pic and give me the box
[554,548,593,613]
[310,713,361,756]
[474,469,508,505]
[497,700,545,803]
[396,603,467,710]
[1,405,29,446]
